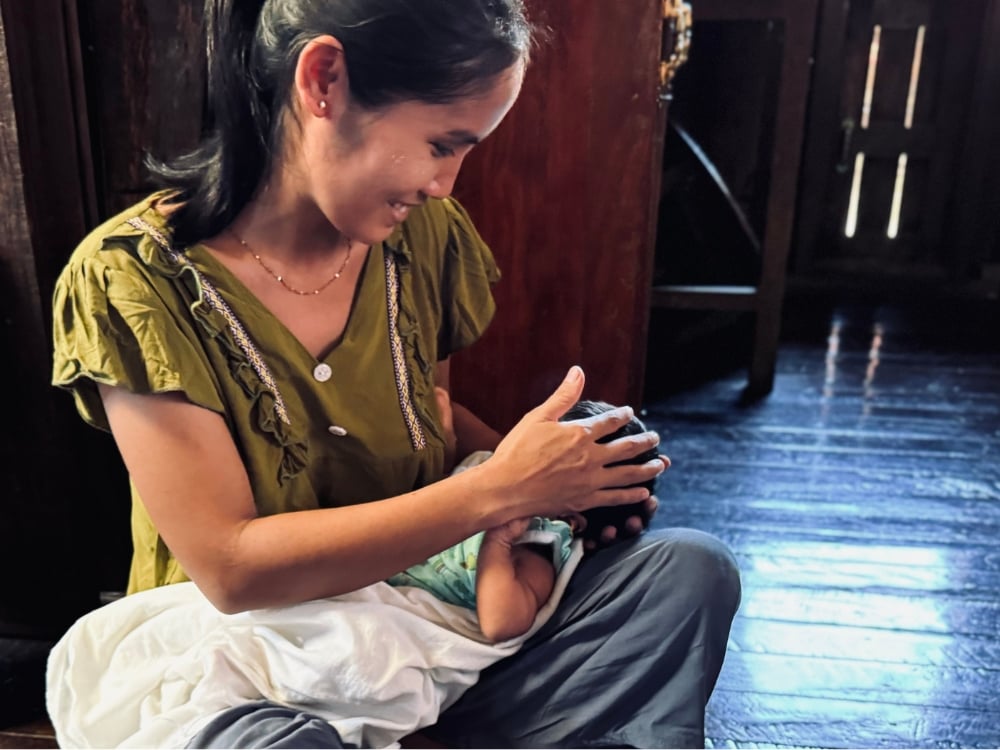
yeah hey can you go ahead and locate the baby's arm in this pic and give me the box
[475,519,556,642]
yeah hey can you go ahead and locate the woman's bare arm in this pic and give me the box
[99,385,501,613]
[98,366,661,613]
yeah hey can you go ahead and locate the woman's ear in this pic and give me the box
[294,35,349,118]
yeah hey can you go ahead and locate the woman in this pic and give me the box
[51,0,741,746]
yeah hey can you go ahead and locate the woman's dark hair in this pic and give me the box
[561,400,660,544]
[148,0,535,246]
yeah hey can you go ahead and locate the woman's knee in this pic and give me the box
[640,528,742,618]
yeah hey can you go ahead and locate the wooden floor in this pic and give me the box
[643,299,1000,749]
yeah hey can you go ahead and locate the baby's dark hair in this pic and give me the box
[560,400,660,543]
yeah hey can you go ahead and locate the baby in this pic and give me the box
[387,394,660,642]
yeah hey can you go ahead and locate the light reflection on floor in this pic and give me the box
[717,311,992,744]
[741,549,950,591]
[822,316,886,421]
[654,302,1000,746]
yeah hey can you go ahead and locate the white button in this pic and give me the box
[313,363,333,382]
[328,425,348,437]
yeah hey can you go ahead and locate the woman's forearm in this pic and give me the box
[221,469,512,612]
[100,385,511,613]
[102,368,661,614]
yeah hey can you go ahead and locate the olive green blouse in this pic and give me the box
[51,194,500,594]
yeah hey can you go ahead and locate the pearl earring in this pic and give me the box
[319,100,327,111]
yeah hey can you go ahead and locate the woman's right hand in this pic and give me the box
[483,366,664,523]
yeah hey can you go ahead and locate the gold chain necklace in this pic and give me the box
[231,229,353,296]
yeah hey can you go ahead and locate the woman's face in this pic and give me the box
[297,63,524,245]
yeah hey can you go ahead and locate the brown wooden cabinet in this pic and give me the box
[449,1,671,429]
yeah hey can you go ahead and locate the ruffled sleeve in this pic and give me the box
[437,198,501,358]
[51,227,225,432]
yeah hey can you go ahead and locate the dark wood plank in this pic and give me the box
[705,691,1000,748]
[0,720,58,750]
[733,550,1000,598]
[651,285,759,310]
[735,585,1000,638]
[716,651,1000,713]
[727,618,1000,670]
[725,536,1000,568]
[81,0,205,217]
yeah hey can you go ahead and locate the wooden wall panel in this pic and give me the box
[81,0,205,216]
[0,0,129,636]
[0,5,50,631]
[450,0,664,431]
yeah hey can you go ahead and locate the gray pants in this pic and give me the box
[186,529,741,749]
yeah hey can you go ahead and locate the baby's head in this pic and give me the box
[560,399,661,544]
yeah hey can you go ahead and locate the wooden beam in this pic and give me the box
[651,285,759,311]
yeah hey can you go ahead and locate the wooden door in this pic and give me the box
[450,0,671,431]
[795,0,991,282]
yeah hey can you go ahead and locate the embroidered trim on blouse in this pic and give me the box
[126,217,292,426]
[383,251,427,451]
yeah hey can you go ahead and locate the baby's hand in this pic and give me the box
[483,517,532,548]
